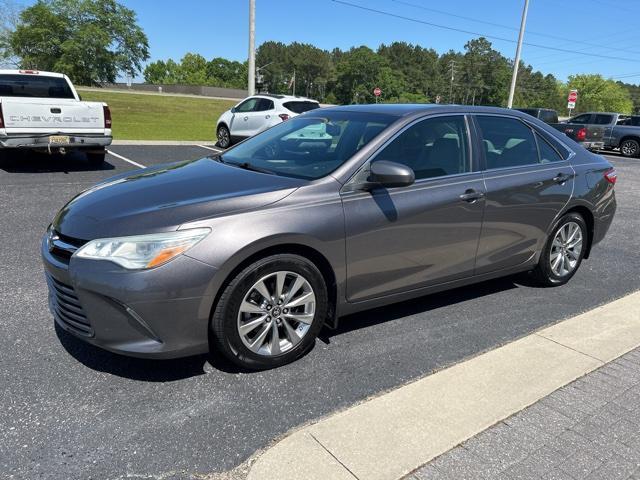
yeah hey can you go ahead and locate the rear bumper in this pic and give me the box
[580,141,605,151]
[0,133,112,149]
[41,234,217,359]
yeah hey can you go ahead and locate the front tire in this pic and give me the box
[216,125,231,149]
[210,254,328,370]
[620,138,640,158]
[532,212,587,287]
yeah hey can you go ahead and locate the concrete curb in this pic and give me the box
[247,291,640,480]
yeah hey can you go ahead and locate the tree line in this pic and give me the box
[144,38,637,114]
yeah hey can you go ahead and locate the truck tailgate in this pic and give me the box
[551,123,605,143]
[1,98,105,133]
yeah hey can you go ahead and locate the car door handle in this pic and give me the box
[459,189,485,202]
[553,173,570,184]
[265,115,270,119]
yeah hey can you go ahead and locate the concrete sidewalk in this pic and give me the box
[247,291,640,480]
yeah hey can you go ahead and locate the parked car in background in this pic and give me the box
[515,107,558,124]
[556,112,640,157]
[215,94,320,148]
[0,69,112,164]
[43,105,617,369]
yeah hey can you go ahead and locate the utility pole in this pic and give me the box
[448,60,456,104]
[248,0,256,96]
[507,0,530,108]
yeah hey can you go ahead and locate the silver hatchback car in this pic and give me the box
[42,105,617,369]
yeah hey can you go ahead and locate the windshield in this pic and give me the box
[220,111,397,179]
[0,74,75,99]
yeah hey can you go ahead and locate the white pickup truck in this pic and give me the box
[0,69,112,164]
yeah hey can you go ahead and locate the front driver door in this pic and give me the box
[229,97,260,139]
[341,115,486,302]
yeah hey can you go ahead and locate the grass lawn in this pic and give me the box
[79,90,236,141]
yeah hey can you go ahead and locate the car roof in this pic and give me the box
[0,69,66,78]
[317,103,534,118]
[252,94,319,103]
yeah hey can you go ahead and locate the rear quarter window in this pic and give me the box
[0,74,75,99]
[283,101,320,114]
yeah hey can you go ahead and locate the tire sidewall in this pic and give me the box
[621,139,639,158]
[539,213,587,286]
[212,255,328,369]
[217,125,231,149]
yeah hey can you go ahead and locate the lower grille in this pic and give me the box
[47,275,93,337]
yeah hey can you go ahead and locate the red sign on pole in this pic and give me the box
[567,90,578,103]
[373,87,382,97]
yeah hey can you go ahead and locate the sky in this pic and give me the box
[17,0,640,83]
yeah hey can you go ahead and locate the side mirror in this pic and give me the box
[231,107,236,113]
[326,123,341,136]
[361,160,415,190]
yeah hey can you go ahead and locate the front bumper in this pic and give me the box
[41,234,218,359]
[0,133,112,149]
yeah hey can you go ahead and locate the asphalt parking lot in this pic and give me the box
[1,146,639,479]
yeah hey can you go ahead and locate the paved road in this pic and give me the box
[1,147,638,479]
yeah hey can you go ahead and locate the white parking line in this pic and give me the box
[106,149,146,169]
[197,144,223,153]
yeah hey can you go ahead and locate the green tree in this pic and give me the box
[9,0,149,85]
[0,0,20,66]
[178,52,208,85]
[566,74,633,114]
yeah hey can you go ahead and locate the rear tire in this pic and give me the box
[620,138,640,158]
[210,254,328,370]
[531,212,588,287]
[216,125,231,149]
[86,149,106,166]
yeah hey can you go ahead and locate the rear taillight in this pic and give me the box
[604,168,617,185]
[103,105,112,129]
[0,103,4,129]
[279,113,290,122]
[576,128,587,141]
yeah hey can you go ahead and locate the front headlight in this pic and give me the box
[75,228,211,270]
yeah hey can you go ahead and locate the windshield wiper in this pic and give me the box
[232,162,275,175]
[211,155,275,175]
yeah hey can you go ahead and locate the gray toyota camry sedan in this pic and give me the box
[42,105,617,369]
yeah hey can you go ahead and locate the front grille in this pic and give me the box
[48,230,87,261]
[47,275,93,337]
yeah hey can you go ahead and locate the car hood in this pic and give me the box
[53,157,305,239]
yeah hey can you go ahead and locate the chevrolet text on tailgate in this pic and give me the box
[0,69,112,165]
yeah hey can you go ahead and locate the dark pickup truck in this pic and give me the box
[557,112,640,157]
[516,108,605,151]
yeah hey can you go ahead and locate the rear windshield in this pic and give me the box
[0,74,75,99]
[283,101,320,114]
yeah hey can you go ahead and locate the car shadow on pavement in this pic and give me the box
[0,150,115,173]
[321,275,523,341]
[55,323,212,381]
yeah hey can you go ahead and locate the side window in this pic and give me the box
[476,116,539,169]
[256,99,274,111]
[235,98,259,113]
[569,114,591,124]
[535,133,563,163]
[593,114,613,125]
[616,116,630,126]
[373,116,469,180]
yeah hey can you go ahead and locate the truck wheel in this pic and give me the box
[86,149,106,166]
[620,138,640,158]
[217,125,231,149]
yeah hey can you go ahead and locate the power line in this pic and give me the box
[330,0,639,63]
[392,0,640,57]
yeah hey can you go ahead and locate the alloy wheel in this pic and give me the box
[549,221,583,277]
[621,140,638,157]
[217,127,230,148]
[237,271,316,356]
